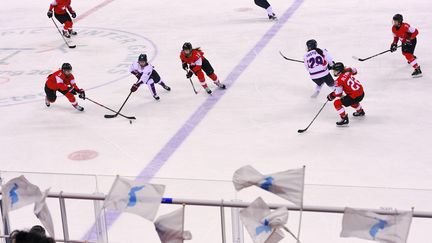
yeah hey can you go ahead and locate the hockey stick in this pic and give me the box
[279,51,303,63]
[51,18,76,48]
[188,77,198,94]
[298,100,328,133]
[185,69,198,94]
[104,91,133,119]
[85,97,136,120]
[352,45,401,61]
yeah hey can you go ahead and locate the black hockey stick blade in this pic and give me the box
[297,128,308,133]
[104,114,118,119]
[352,55,370,62]
[352,56,362,61]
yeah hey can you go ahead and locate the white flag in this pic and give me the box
[1,175,42,215]
[340,207,412,243]
[155,208,192,243]
[34,189,55,238]
[240,197,287,243]
[233,165,304,206]
[103,176,165,221]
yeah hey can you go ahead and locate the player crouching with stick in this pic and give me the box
[326,62,365,126]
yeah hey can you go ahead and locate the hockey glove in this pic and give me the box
[47,10,53,18]
[390,43,398,52]
[186,70,193,79]
[130,83,140,92]
[327,92,336,101]
[77,89,85,99]
[182,62,188,70]
[71,12,76,18]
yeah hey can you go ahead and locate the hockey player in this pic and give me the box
[180,42,226,95]
[254,0,277,20]
[326,62,365,126]
[304,39,335,98]
[129,54,171,100]
[390,14,422,77]
[47,0,77,38]
[44,63,85,111]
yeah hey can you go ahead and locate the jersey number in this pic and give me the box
[308,56,324,68]
[347,77,361,91]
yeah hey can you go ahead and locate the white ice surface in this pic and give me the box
[1,0,432,242]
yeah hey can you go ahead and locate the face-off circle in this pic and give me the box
[68,150,99,161]
[0,26,158,107]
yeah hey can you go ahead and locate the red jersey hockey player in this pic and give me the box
[47,0,77,38]
[326,62,365,126]
[44,63,85,111]
[390,14,422,77]
[180,42,226,95]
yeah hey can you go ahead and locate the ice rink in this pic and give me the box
[1,0,432,242]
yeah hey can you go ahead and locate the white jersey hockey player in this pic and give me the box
[129,54,171,100]
[303,39,335,98]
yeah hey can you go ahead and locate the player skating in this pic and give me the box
[47,0,77,38]
[254,0,277,20]
[44,63,85,111]
[180,42,226,95]
[129,54,171,100]
[390,14,422,77]
[304,39,335,98]
[326,63,365,126]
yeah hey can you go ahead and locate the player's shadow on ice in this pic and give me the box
[226,18,277,24]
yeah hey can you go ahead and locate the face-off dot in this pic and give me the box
[68,150,99,161]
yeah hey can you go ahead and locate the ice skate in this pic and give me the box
[353,109,365,117]
[45,97,50,107]
[68,29,77,36]
[73,103,84,111]
[412,67,422,78]
[336,115,349,126]
[268,13,277,20]
[62,30,71,38]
